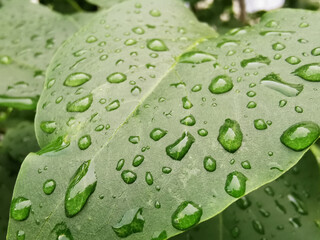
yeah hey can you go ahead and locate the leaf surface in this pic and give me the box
[8,1,320,240]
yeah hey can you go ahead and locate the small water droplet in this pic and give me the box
[150,128,167,141]
[129,136,140,144]
[10,197,31,221]
[225,171,247,198]
[264,186,274,196]
[133,155,144,167]
[208,75,233,94]
[198,129,208,137]
[149,9,161,17]
[203,156,216,172]
[86,36,97,43]
[272,42,286,51]
[254,119,268,130]
[107,72,127,84]
[180,114,196,126]
[124,39,137,46]
[285,56,301,65]
[65,160,97,217]
[218,119,243,153]
[252,220,265,234]
[43,179,56,195]
[0,55,12,64]
[241,55,270,68]
[295,106,303,113]
[64,73,91,87]
[289,217,301,228]
[191,84,202,92]
[151,230,167,240]
[280,121,319,151]
[132,27,145,35]
[237,196,251,209]
[293,63,320,82]
[179,51,216,64]
[131,86,141,96]
[166,132,195,160]
[106,100,120,112]
[246,91,256,97]
[78,135,91,150]
[16,230,25,240]
[247,101,257,109]
[279,99,287,107]
[162,167,172,174]
[121,170,137,184]
[147,39,168,51]
[265,20,279,27]
[241,161,251,169]
[67,94,93,112]
[311,47,320,56]
[40,121,56,134]
[116,159,125,171]
[171,201,202,230]
[145,172,153,185]
[112,208,145,238]
[182,97,193,109]
[299,22,309,28]
[52,222,73,240]
[288,193,308,215]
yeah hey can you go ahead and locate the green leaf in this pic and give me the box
[0,0,78,110]
[173,150,320,239]
[8,1,320,240]
[87,0,128,9]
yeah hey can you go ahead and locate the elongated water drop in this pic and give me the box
[252,220,265,234]
[218,119,243,153]
[112,208,145,238]
[288,193,308,215]
[64,73,91,87]
[209,75,233,94]
[43,179,56,195]
[67,94,93,112]
[237,196,251,209]
[145,172,153,185]
[203,156,216,172]
[147,39,168,51]
[293,63,320,82]
[225,171,247,198]
[107,72,127,83]
[65,160,97,217]
[40,121,56,134]
[180,114,196,126]
[179,51,216,64]
[150,128,167,141]
[260,73,303,97]
[10,197,31,221]
[133,155,144,167]
[116,159,125,171]
[171,201,202,230]
[166,132,195,160]
[106,100,120,111]
[280,122,319,151]
[241,55,270,68]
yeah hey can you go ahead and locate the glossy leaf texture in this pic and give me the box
[0,0,78,110]
[173,150,320,240]
[8,1,320,240]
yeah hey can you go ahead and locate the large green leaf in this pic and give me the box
[8,1,320,240]
[87,0,127,9]
[173,150,320,240]
[0,0,78,110]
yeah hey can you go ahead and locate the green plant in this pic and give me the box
[1,0,320,239]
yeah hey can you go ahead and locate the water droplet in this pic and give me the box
[280,121,319,151]
[208,75,233,94]
[171,201,202,230]
[231,226,240,238]
[198,129,208,137]
[180,115,196,126]
[132,27,145,35]
[112,208,145,238]
[0,55,12,64]
[133,155,144,167]
[265,20,279,27]
[254,119,268,130]
[10,197,31,221]
[279,99,287,107]
[225,171,247,198]
[162,167,172,174]
[149,9,161,17]
[121,170,137,184]
[241,55,271,68]
[166,132,195,160]
[218,119,243,153]
[241,161,251,169]
[191,84,202,92]
[289,217,301,228]
[116,159,125,171]
[151,230,167,240]
[100,54,108,61]
[86,36,97,43]
[124,39,137,46]
[179,51,216,64]
[260,30,295,36]
[274,53,282,60]
[203,156,216,172]
[150,128,167,141]
[78,135,91,150]
[182,97,193,109]
[264,186,274,196]
[299,22,309,28]
[293,63,320,82]
[145,172,153,185]
[247,91,256,97]
[247,101,257,109]
[106,100,120,111]
[52,222,73,240]
[217,39,239,48]
[131,86,141,96]
[67,94,93,112]
[295,106,303,113]
[272,42,286,51]
[288,193,308,215]
[65,160,97,217]
[43,179,56,195]
[147,39,168,52]
[285,56,301,65]
[37,136,70,155]
[237,196,251,209]
[129,136,140,144]
[107,72,127,83]
[311,47,320,56]
[16,230,25,240]
[40,121,56,134]
[252,220,265,234]
[0,96,39,110]
[64,73,91,87]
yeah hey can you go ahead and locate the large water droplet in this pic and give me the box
[209,75,233,94]
[78,135,91,150]
[43,179,56,195]
[121,170,137,184]
[280,122,319,151]
[10,197,31,221]
[107,72,127,83]
[64,73,91,87]
[150,128,167,141]
[67,94,93,112]
[225,171,247,198]
[218,119,243,153]
[179,51,216,64]
[65,160,97,217]
[147,39,168,52]
[260,73,303,97]
[171,201,203,230]
[241,55,271,68]
[40,121,56,134]
[293,63,320,82]
[203,156,216,172]
[166,132,195,160]
[112,208,145,238]
[180,114,196,126]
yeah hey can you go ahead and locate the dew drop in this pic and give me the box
[241,161,251,169]
[225,171,247,198]
[295,106,303,113]
[124,39,137,46]
[279,99,287,107]
[252,220,265,234]
[191,84,202,92]
[149,9,161,17]
[240,55,270,68]
[311,47,320,56]
[67,94,93,112]
[145,172,153,185]
[16,230,25,240]
[272,42,286,51]
[129,136,140,144]
[208,75,233,94]
[116,159,125,171]
[218,119,243,153]
[133,155,144,167]
[52,222,73,240]
[198,129,208,137]
[107,72,127,84]
[150,128,167,141]
[147,39,168,52]
[64,73,91,87]
[180,114,196,126]
[162,167,172,174]
[78,135,91,150]
[293,63,320,82]
[37,136,70,155]
[10,197,31,221]
[43,179,56,195]
[247,101,257,109]
[121,170,137,184]
[179,51,216,64]
[166,132,195,160]
[171,201,202,230]
[40,121,56,134]
[106,100,120,112]
[151,230,167,240]
[182,97,193,109]
[285,56,301,65]
[0,55,12,64]
[86,36,97,43]
[288,193,308,215]
[203,156,216,172]
[132,27,145,35]
[254,119,268,130]
[237,196,251,209]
